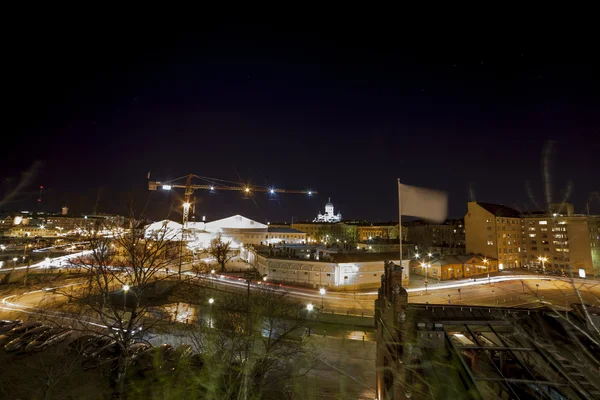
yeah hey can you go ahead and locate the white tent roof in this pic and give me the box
[205,214,267,231]
[144,220,182,241]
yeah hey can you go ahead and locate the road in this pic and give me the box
[2,252,599,320]
[187,271,600,316]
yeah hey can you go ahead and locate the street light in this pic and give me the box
[123,285,130,313]
[538,256,547,274]
[208,298,214,304]
[483,258,491,284]
[306,303,314,312]
[319,288,326,308]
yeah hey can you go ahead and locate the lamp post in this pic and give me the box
[538,256,547,274]
[123,284,130,313]
[319,288,326,309]
[211,269,216,288]
[536,283,539,296]
[483,258,490,284]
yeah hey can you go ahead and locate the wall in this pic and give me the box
[465,203,497,259]
[246,248,408,290]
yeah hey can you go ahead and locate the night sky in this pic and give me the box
[3,26,599,222]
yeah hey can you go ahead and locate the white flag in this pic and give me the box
[399,182,447,223]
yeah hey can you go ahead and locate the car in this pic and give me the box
[0,322,43,345]
[25,327,72,352]
[83,336,116,358]
[67,334,101,353]
[5,326,52,352]
[0,320,22,334]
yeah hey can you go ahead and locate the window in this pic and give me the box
[344,276,348,280]
[373,273,378,276]
[326,273,331,277]
[487,226,492,231]
[542,240,548,245]
[529,234,536,237]
[531,247,538,250]
[486,219,491,223]
[528,227,536,231]
[487,241,494,245]
[544,248,550,252]
[304,272,308,275]
[531,240,537,244]
[272,269,276,272]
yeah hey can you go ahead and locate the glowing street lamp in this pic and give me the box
[123,285,130,312]
[183,202,191,209]
[319,288,326,308]
[306,303,314,312]
[208,298,214,304]
[538,256,548,273]
[483,258,491,283]
[245,187,250,193]
[262,276,267,282]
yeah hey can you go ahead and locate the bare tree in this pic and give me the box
[207,234,235,272]
[53,215,180,398]
[180,286,317,399]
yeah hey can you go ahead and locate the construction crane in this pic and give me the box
[148,173,317,279]
[149,173,317,227]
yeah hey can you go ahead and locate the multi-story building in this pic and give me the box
[466,201,600,276]
[521,204,600,276]
[465,202,522,269]
[353,222,400,242]
[405,218,466,256]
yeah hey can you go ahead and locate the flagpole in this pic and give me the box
[397,178,403,280]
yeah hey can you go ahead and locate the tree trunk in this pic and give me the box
[220,261,226,272]
[110,356,128,399]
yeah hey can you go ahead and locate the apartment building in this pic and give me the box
[466,201,600,276]
[465,202,522,269]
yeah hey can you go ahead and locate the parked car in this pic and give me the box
[5,326,52,352]
[25,327,72,352]
[0,320,22,334]
[83,336,116,358]
[0,322,43,345]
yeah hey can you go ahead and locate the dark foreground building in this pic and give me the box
[375,261,600,399]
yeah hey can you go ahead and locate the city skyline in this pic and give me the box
[3,27,599,221]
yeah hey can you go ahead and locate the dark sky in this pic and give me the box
[3,25,599,222]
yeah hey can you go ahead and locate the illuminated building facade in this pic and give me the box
[145,215,307,250]
[314,198,342,223]
[245,248,409,289]
[466,201,600,276]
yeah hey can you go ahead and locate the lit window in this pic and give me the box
[529,234,536,238]
[539,221,547,225]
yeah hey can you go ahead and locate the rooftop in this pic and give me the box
[473,202,521,218]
